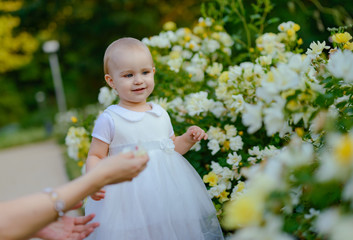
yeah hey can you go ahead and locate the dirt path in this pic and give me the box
[0,140,69,201]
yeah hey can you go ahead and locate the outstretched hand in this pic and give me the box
[91,189,106,201]
[186,126,208,142]
[34,214,99,240]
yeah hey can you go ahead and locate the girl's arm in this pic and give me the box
[0,152,148,240]
[86,137,110,201]
[172,126,208,155]
[86,137,109,172]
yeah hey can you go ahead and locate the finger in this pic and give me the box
[74,214,96,225]
[71,201,83,210]
[203,134,208,140]
[118,152,135,159]
[197,134,204,141]
[73,222,99,233]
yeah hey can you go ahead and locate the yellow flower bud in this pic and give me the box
[332,32,352,44]
[287,29,295,37]
[163,21,176,31]
[184,35,191,42]
[214,25,224,31]
[293,24,300,32]
[71,116,78,123]
[295,127,304,137]
[334,134,353,166]
[211,32,220,40]
[297,38,303,45]
[286,100,301,111]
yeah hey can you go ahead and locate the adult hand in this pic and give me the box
[33,214,99,240]
[98,152,149,185]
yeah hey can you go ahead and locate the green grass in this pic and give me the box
[0,126,50,149]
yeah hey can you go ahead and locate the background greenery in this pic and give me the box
[0,0,352,141]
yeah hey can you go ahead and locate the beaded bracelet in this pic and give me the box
[43,187,65,217]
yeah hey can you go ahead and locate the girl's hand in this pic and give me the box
[90,189,105,201]
[186,126,208,142]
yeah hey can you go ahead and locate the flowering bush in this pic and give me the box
[61,13,353,238]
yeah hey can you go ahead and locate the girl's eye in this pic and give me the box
[124,73,133,78]
[142,71,150,75]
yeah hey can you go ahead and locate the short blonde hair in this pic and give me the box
[103,37,152,75]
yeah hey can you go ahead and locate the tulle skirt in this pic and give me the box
[85,149,224,240]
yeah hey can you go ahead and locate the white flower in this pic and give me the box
[209,100,226,118]
[242,102,263,134]
[257,55,272,66]
[220,167,235,181]
[229,136,244,151]
[306,41,330,55]
[228,65,242,80]
[304,208,320,219]
[167,58,183,72]
[98,86,116,107]
[168,97,185,112]
[272,63,300,91]
[190,141,201,151]
[198,17,213,27]
[207,126,226,144]
[207,139,220,155]
[278,21,296,32]
[147,34,171,48]
[227,152,242,167]
[224,124,237,139]
[327,49,353,83]
[151,98,168,110]
[202,38,220,53]
[230,94,245,114]
[219,32,234,47]
[185,40,201,52]
[65,127,89,161]
[314,208,340,235]
[184,91,212,116]
[208,184,226,198]
[263,98,286,136]
[206,62,223,76]
[222,47,232,56]
[182,50,193,59]
[211,161,223,175]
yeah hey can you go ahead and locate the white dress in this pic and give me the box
[85,103,224,240]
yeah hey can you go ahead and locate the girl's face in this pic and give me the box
[105,47,155,109]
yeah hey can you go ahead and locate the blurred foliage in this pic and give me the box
[201,0,353,61]
[1,0,353,131]
[0,0,202,128]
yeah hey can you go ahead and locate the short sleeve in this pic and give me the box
[91,111,115,144]
[164,110,174,137]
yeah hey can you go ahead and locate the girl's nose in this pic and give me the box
[134,74,144,84]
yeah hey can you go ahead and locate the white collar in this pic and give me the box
[106,102,163,122]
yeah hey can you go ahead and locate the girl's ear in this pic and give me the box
[152,67,156,74]
[105,74,114,88]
